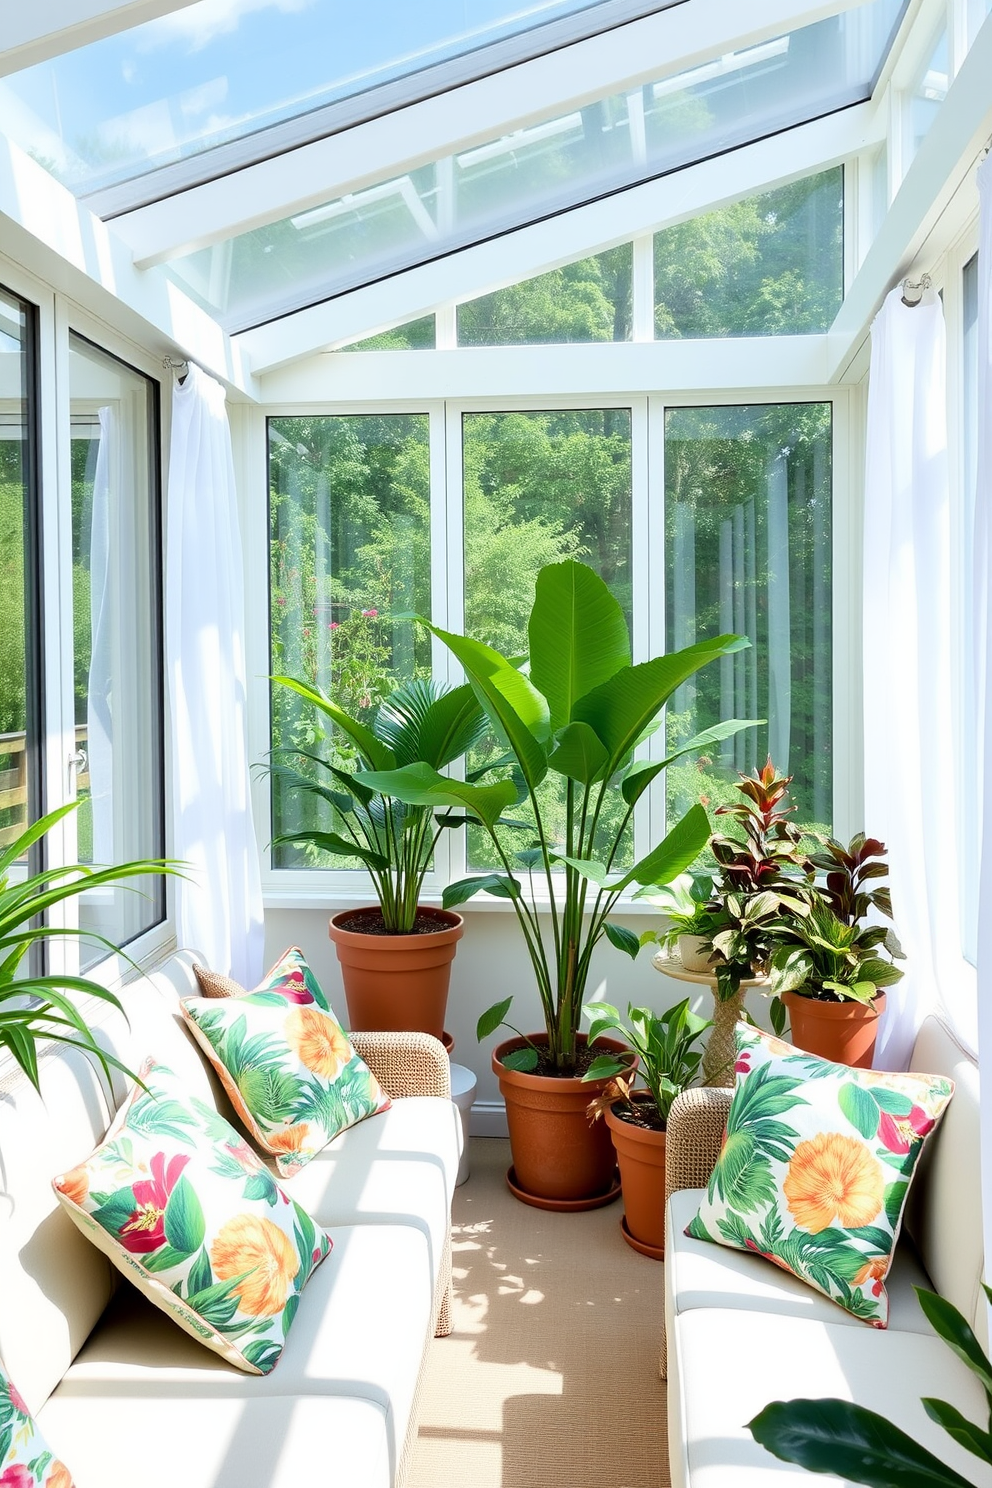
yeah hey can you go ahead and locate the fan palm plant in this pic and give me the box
[269,675,488,933]
[0,802,179,1090]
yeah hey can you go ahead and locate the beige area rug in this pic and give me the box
[408,1137,670,1488]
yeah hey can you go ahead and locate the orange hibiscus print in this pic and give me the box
[267,1124,310,1156]
[852,1256,889,1297]
[55,1166,89,1207]
[46,1461,74,1488]
[210,1214,300,1316]
[284,1006,351,1078]
[783,1132,884,1233]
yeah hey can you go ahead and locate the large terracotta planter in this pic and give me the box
[329,906,463,1041]
[605,1096,667,1260]
[493,1034,636,1210]
[782,989,886,1069]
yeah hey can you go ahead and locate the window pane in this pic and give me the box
[0,289,38,863]
[462,408,632,867]
[664,404,832,833]
[341,316,436,352]
[458,245,632,345]
[268,414,432,868]
[69,335,164,964]
[908,28,948,163]
[655,169,844,338]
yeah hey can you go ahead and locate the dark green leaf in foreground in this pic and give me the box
[748,1398,976,1487]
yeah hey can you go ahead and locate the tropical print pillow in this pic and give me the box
[52,1060,332,1375]
[0,1364,73,1488]
[686,1022,954,1327]
[180,946,391,1177]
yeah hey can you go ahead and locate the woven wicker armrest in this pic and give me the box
[349,1031,452,1100]
[664,1086,732,1210]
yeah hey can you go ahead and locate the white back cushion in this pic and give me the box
[906,1014,985,1350]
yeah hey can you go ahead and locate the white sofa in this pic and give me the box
[0,952,462,1488]
[664,1013,992,1487]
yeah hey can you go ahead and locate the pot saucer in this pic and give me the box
[441,1030,454,1055]
[505,1165,622,1212]
[620,1214,665,1260]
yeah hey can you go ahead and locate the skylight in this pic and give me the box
[0,0,670,201]
[160,0,903,333]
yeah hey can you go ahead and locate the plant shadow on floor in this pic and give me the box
[411,1137,669,1488]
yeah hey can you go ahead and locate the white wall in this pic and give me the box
[262,904,746,1133]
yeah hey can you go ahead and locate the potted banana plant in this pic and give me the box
[269,676,487,1042]
[354,559,752,1208]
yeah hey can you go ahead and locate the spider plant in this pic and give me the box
[0,802,179,1090]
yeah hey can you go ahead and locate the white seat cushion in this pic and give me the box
[38,1223,432,1488]
[669,1307,992,1488]
[280,1097,460,1286]
[668,1188,935,1334]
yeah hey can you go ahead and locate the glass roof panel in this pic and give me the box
[163,0,903,333]
[0,0,640,196]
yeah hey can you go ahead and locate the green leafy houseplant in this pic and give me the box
[749,1284,992,1487]
[269,675,487,933]
[581,997,711,1128]
[1,803,178,1090]
[640,871,718,957]
[705,760,813,1007]
[355,559,753,1074]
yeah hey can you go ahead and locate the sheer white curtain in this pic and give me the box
[166,364,264,986]
[974,156,992,1292]
[863,283,963,1068]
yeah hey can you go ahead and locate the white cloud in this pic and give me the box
[139,0,316,55]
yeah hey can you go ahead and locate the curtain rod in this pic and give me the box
[901,273,931,307]
[162,355,189,374]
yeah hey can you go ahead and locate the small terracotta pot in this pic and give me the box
[329,906,463,1041]
[782,989,886,1069]
[605,1096,667,1259]
[678,934,717,973]
[493,1034,636,1209]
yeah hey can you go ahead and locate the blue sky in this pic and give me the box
[0,0,600,190]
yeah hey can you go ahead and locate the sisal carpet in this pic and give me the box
[407,1138,670,1488]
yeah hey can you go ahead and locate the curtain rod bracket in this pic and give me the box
[163,355,189,373]
[901,272,931,307]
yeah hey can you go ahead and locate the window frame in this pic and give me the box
[0,252,175,988]
[253,380,857,911]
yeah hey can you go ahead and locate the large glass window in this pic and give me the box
[0,290,39,860]
[268,414,432,867]
[664,403,832,834]
[462,407,632,866]
[458,246,632,345]
[69,335,164,963]
[655,169,844,338]
[962,252,979,963]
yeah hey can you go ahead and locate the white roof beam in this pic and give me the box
[237,103,875,376]
[258,336,833,405]
[0,133,253,397]
[0,0,199,77]
[826,10,992,379]
[116,0,872,269]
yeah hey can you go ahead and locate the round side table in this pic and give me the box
[652,951,767,1087]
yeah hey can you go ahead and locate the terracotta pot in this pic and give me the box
[782,989,886,1069]
[678,933,717,973]
[605,1096,667,1259]
[493,1034,636,1210]
[328,906,463,1041]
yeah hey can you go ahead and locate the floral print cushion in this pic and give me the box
[52,1061,332,1375]
[180,946,391,1177]
[686,1022,954,1327]
[0,1365,72,1488]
